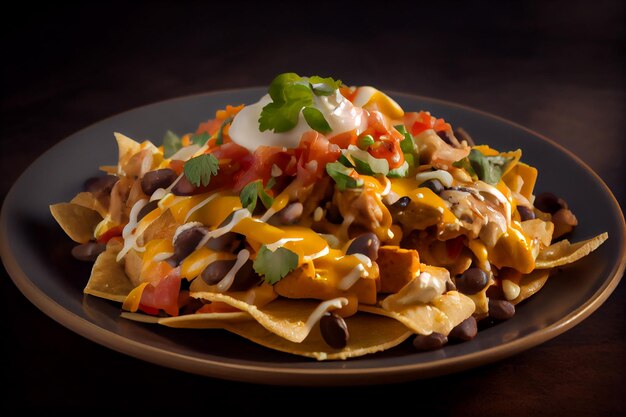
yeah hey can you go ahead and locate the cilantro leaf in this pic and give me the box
[183,154,219,187]
[302,107,332,133]
[163,130,182,158]
[240,181,259,213]
[259,73,340,133]
[454,149,513,185]
[326,161,363,191]
[191,132,211,147]
[240,180,275,213]
[259,100,307,133]
[253,245,299,285]
[269,72,301,102]
[309,76,342,96]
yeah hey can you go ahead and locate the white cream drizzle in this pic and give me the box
[216,249,250,292]
[151,173,185,202]
[196,208,251,249]
[183,192,223,223]
[415,169,454,188]
[303,297,348,333]
[265,237,303,252]
[116,199,150,261]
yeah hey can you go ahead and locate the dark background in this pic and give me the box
[1,1,624,414]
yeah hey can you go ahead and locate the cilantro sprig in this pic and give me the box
[253,245,299,285]
[240,178,275,213]
[183,154,220,187]
[453,149,513,185]
[259,73,342,134]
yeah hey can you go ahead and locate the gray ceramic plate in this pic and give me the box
[1,88,624,385]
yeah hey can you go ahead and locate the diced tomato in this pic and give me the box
[208,142,250,161]
[329,129,357,149]
[233,146,294,191]
[298,131,341,178]
[404,111,452,136]
[196,119,221,136]
[97,225,124,244]
[138,304,160,315]
[168,159,185,175]
[368,138,405,169]
[139,269,182,317]
[339,86,357,102]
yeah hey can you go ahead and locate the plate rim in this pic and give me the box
[1,87,625,385]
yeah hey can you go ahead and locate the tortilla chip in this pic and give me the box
[70,192,108,218]
[510,269,551,305]
[191,292,347,343]
[84,240,134,302]
[114,132,142,170]
[535,232,608,269]
[224,313,413,360]
[138,209,178,245]
[360,291,475,336]
[121,311,252,328]
[50,202,103,243]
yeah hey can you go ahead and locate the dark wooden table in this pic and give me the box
[2,2,624,414]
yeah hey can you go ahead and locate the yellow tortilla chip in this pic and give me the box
[138,209,178,245]
[191,292,347,343]
[50,202,103,243]
[510,269,551,305]
[114,132,142,171]
[70,192,108,218]
[224,313,413,360]
[535,232,608,269]
[84,240,134,302]
[121,311,252,328]
[360,291,475,336]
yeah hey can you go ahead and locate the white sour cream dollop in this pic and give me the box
[228,90,367,151]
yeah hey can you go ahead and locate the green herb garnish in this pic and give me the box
[163,130,182,158]
[191,132,211,147]
[253,245,299,285]
[240,179,275,213]
[259,72,342,134]
[183,154,220,187]
[454,149,513,185]
[326,161,363,191]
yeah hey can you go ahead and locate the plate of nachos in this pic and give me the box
[1,74,624,384]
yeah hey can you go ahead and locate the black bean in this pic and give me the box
[201,259,262,291]
[172,226,208,263]
[84,175,119,196]
[228,260,263,291]
[517,205,536,221]
[489,299,516,320]
[391,196,411,210]
[485,284,504,300]
[413,332,448,351]
[455,268,489,295]
[171,176,197,196]
[346,232,380,261]
[141,168,178,196]
[71,242,107,262]
[275,202,303,225]
[445,280,457,292]
[421,179,445,195]
[202,260,235,285]
[534,192,568,214]
[448,317,478,342]
[320,313,349,349]
[137,200,159,221]
[206,232,240,252]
